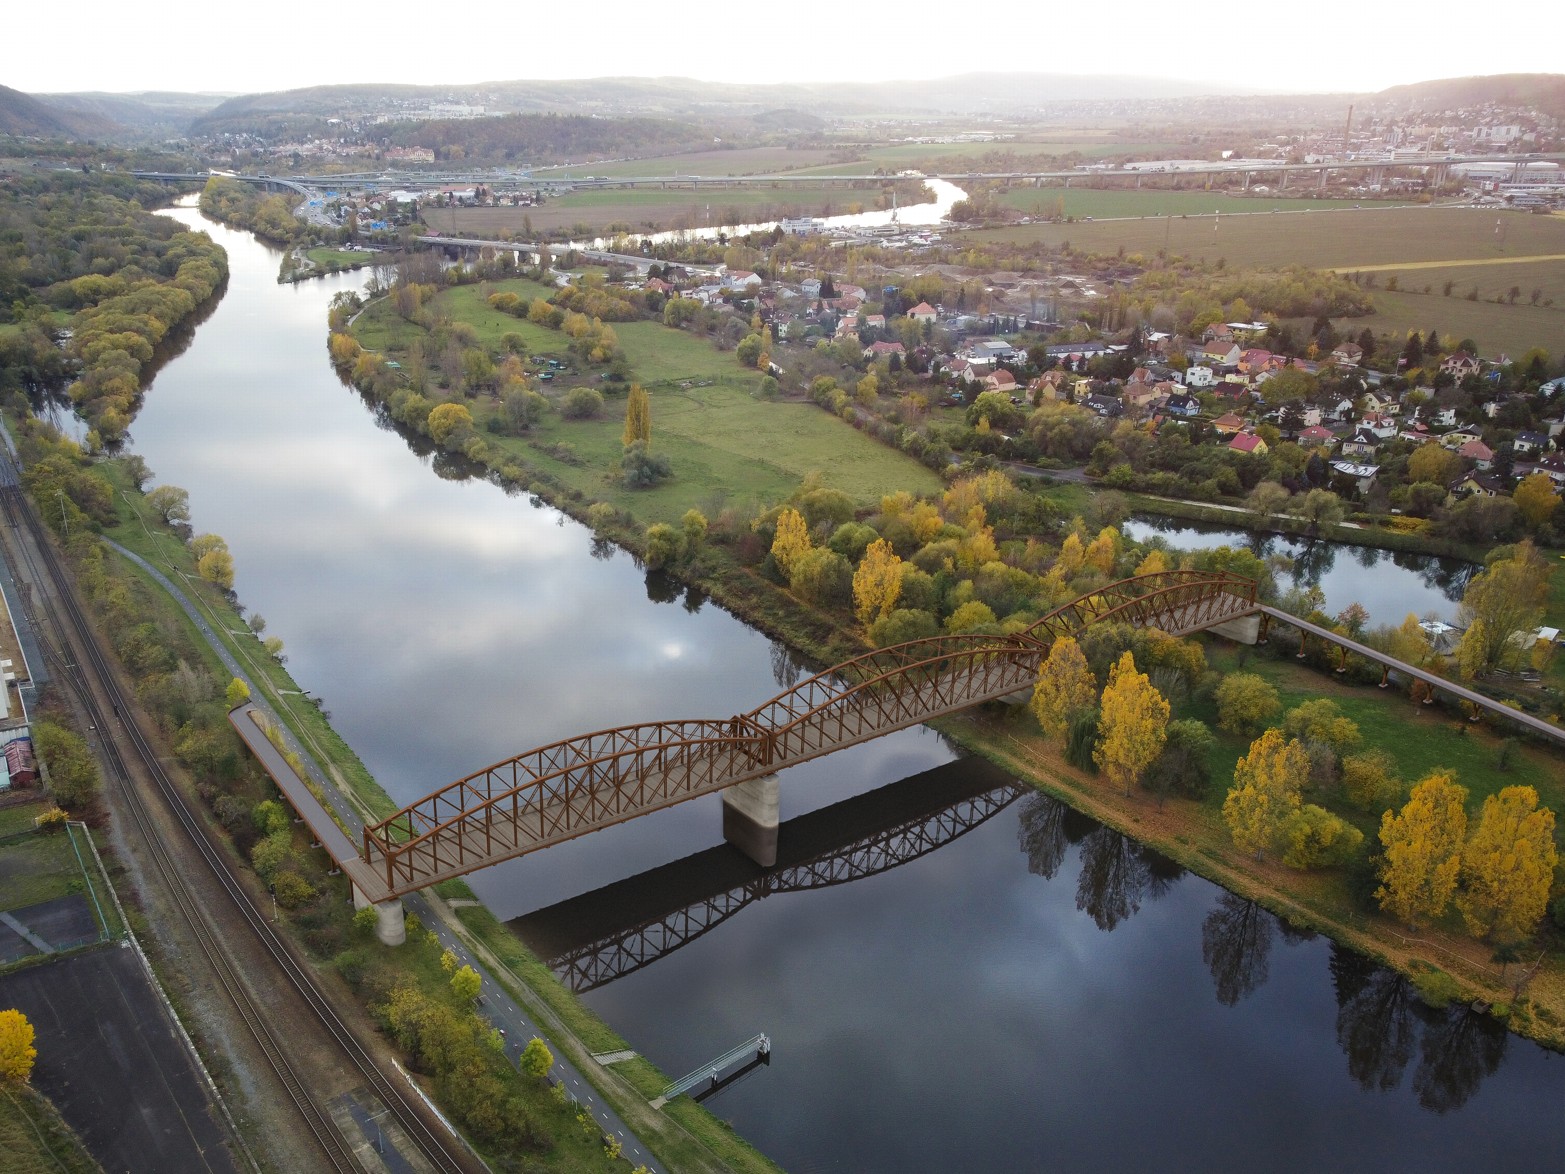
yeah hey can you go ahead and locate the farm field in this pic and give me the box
[1000,186,1379,219]
[1342,284,1565,359]
[538,146,841,179]
[422,184,878,235]
[966,204,1565,269]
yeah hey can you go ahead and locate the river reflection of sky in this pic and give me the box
[1123,518,1474,627]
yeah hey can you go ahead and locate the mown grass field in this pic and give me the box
[1190,645,1563,820]
[999,186,1385,220]
[350,281,943,526]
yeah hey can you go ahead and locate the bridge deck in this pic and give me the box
[1260,606,1565,747]
[227,703,392,902]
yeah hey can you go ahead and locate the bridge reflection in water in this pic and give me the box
[511,758,1025,993]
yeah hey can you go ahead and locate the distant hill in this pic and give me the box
[41,91,231,139]
[1376,73,1565,118]
[192,71,1256,130]
[0,83,117,138]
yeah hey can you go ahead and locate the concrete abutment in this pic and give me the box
[722,774,779,867]
[353,884,406,946]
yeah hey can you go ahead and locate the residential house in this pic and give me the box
[1361,391,1400,416]
[1122,381,1162,412]
[1239,349,1281,375]
[1203,322,1236,343]
[1441,426,1483,449]
[981,369,1019,394]
[1229,431,1269,455]
[1514,430,1550,456]
[1329,460,1380,494]
[907,302,938,323]
[1084,393,1124,418]
[863,313,886,330]
[800,277,822,298]
[1298,425,1336,448]
[1458,438,1495,469]
[1165,393,1201,418]
[1540,376,1565,400]
[1199,341,1241,367]
[1030,369,1070,401]
[863,340,906,360]
[1429,405,1458,428]
[1441,350,1481,378]
[722,270,762,290]
[1359,412,1398,440]
[1448,471,1503,497]
[1184,365,1217,389]
[1212,412,1247,436]
[1331,341,1364,367]
[1340,428,1381,460]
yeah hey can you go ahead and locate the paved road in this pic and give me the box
[105,540,666,1171]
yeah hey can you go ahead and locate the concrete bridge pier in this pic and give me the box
[723,775,780,868]
[353,884,407,946]
[1209,613,1261,645]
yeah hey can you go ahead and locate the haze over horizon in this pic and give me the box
[10,0,1565,100]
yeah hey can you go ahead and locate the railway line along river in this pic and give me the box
[110,200,1563,1172]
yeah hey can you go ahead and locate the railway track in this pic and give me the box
[0,483,470,1173]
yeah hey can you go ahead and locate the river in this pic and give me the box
[110,201,1563,1172]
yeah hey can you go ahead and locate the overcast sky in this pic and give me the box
[9,1,1563,97]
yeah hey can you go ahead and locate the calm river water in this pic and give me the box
[115,202,1562,1172]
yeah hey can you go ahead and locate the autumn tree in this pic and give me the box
[520,1037,553,1079]
[1384,613,1433,668]
[1341,748,1403,811]
[769,508,811,579]
[1283,699,1361,758]
[1456,786,1557,943]
[198,548,235,591]
[1377,771,1468,927]
[621,383,651,448]
[1031,636,1097,743]
[1133,548,1170,577]
[450,964,482,1003]
[0,1009,36,1084]
[225,677,250,708]
[1094,651,1170,795]
[1407,444,1462,487]
[1513,472,1559,531]
[427,402,474,446]
[33,719,100,809]
[1458,541,1550,676]
[1222,728,1307,859]
[146,484,190,526]
[852,539,903,626]
[1215,672,1281,734]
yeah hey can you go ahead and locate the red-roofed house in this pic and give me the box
[907,302,938,323]
[1229,431,1269,455]
[1442,351,1481,378]
[1458,438,1495,469]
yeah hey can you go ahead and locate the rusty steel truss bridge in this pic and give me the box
[358,570,1259,898]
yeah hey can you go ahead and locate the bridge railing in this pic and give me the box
[362,570,1260,893]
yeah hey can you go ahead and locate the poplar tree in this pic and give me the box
[1457,786,1557,943]
[1222,728,1307,858]
[1093,651,1169,795]
[0,1009,35,1084]
[1031,636,1097,744]
[769,508,812,579]
[621,382,651,448]
[1377,771,1468,927]
[852,539,903,627]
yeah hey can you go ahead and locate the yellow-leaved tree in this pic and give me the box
[852,539,903,627]
[1456,786,1557,943]
[1376,771,1468,927]
[1093,651,1169,795]
[769,508,811,579]
[622,383,651,448]
[1031,636,1097,744]
[0,1008,36,1084]
[1056,532,1086,578]
[1083,527,1119,575]
[1222,728,1307,859]
[1133,548,1170,577]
